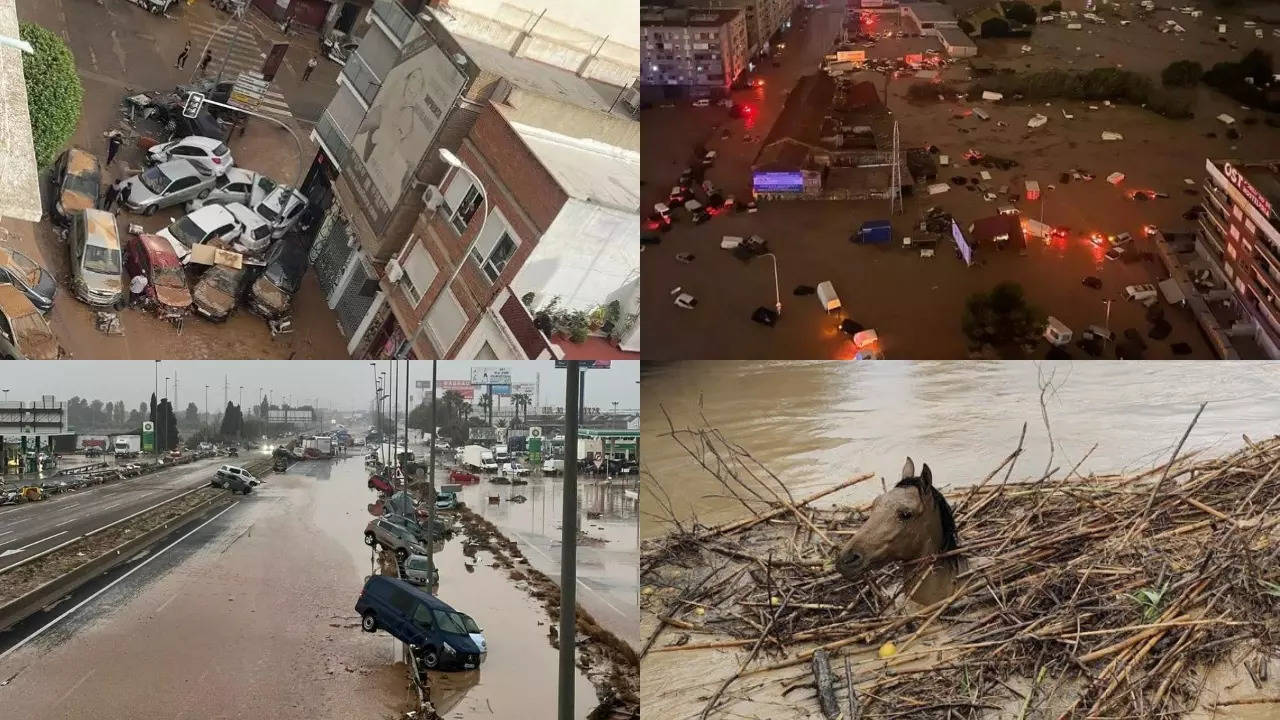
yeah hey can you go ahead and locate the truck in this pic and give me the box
[113,435,142,459]
[302,435,334,458]
[462,445,498,473]
[493,443,510,463]
[542,458,563,475]
[79,435,110,452]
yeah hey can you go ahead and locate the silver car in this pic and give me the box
[252,186,308,239]
[189,167,259,207]
[146,136,233,177]
[363,517,429,560]
[121,160,216,216]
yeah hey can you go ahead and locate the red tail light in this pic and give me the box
[212,157,223,164]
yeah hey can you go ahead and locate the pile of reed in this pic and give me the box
[641,419,1280,720]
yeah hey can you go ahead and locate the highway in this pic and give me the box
[0,455,233,570]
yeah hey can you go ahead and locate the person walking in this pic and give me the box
[175,41,191,69]
[303,56,318,81]
[102,181,119,212]
[199,50,213,75]
[117,182,133,215]
[282,13,294,36]
[105,132,123,165]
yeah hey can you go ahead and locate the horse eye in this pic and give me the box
[897,510,912,521]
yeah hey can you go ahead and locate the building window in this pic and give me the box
[400,242,438,307]
[472,232,518,282]
[439,170,485,235]
[474,342,499,360]
[1227,243,1237,260]
[1230,225,1241,241]
[425,289,466,355]
[1233,205,1243,221]
[1245,219,1256,234]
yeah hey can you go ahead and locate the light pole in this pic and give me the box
[414,149,490,357]
[759,252,781,317]
[1103,299,1113,338]
[204,385,209,431]
[558,361,581,720]
[1,389,8,402]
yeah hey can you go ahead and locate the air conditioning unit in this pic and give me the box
[422,185,444,212]
[386,257,404,283]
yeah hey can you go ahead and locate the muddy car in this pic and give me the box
[68,209,125,308]
[0,246,56,313]
[251,185,308,239]
[355,576,485,669]
[191,263,253,321]
[146,136,233,178]
[156,204,244,264]
[0,284,64,359]
[121,160,216,216]
[124,234,192,317]
[248,238,308,318]
[50,147,101,224]
[364,517,429,560]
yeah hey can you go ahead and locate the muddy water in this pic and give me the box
[456,474,640,645]
[642,361,1280,537]
[316,456,599,718]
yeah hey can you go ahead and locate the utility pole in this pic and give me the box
[426,360,438,583]
[558,361,581,720]
[204,385,209,430]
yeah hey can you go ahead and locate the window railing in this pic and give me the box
[372,1,418,44]
[341,51,382,107]
[315,112,351,169]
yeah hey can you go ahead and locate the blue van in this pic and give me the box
[355,575,486,670]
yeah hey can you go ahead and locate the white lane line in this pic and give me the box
[51,667,96,707]
[507,529,628,619]
[0,531,67,556]
[154,591,180,614]
[99,502,122,511]
[0,501,239,663]
[53,516,85,528]
[0,530,12,538]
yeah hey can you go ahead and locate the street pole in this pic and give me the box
[762,252,781,317]
[1104,299,1113,338]
[558,361,580,720]
[154,360,160,458]
[426,360,438,585]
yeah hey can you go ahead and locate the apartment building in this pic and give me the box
[670,0,796,57]
[1195,159,1280,358]
[304,1,639,360]
[640,6,750,99]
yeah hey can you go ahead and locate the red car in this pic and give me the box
[123,233,192,317]
[449,468,480,484]
[367,474,394,494]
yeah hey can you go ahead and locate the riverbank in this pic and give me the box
[641,425,1280,719]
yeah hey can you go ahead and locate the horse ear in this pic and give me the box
[920,464,933,490]
[901,457,915,480]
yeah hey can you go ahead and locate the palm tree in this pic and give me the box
[511,393,531,424]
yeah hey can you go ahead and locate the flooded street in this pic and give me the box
[455,473,640,646]
[642,361,1280,536]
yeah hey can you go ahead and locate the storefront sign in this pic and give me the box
[1223,162,1274,220]
[754,171,805,193]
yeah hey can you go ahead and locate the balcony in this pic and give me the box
[372,1,418,46]
[314,112,352,169]
[341,51,382,107]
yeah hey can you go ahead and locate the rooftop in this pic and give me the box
[510,122,639,212]
[905,2,957,23]
[640,6,743,28]
[1223,160,1280,220]
[937,25,978,48]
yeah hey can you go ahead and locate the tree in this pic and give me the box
[219,402,244,438]
[185,402,200,425]
[19,23,83,168]
[1041,0,1062,11]
[511,393,531,424]
[259,396,270,420]
[1001,1,1038,25]
[1162,60,1203,88]
[148,395,179,451]
[980,17,1012,38]
[961,282,1046,354]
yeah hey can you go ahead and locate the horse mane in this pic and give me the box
[895,477,961,565]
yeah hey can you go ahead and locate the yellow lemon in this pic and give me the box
[878,641,897,658]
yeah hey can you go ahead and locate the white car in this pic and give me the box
[252,186,308,239]
[500,462,530,477]
[225,202,274,255]
[147,136,233,177]
[156,204,243,263]
[1124,283,1158,303]
[188,167,260,208]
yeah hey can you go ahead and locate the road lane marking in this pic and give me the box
[0,532,67,557]
[0,531,12,538]
[507,529,629,620]
[154,592,180,614]
[53,516,84,528]
[0,501,240,663]
[51,668,96,708]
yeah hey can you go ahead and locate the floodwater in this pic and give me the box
[455,474,640,645]
[642,360,1280,537]
[310,456,599,719]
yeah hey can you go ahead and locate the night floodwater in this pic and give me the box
[642,361,1280,536]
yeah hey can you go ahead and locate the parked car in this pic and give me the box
[191,263,252,321]
[449,468,480,484]
[67,209,125,308]
[156,204,244,263]
[147,136,233,177]
[189,167,259,207]
[121,160,216,216]
[123,234,192,316]
[402,553,441,587]
[49,147,101,224]
[248,238,308,318]
[1124,283,1159,304]
[226,203,274,255]
[0,246,56,312]
[364,517,430,560]
[500,462,530,477]
[355,575,485,670]
[368,474,395,494]
[0,285,63,359]
[214,464,259,486]
[252,186,308,239]
[435,491,457,510]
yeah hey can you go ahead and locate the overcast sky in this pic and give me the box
[0,361,639,412]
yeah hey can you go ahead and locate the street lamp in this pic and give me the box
[1103,299,1114,338]
[752,252,781,320]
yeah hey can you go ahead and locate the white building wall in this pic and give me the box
[510,200,639,313]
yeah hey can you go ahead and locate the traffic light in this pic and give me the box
[183,92,205,119]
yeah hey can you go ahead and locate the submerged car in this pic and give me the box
[146,136,233,177]
[191,263,252,321]
[364,517,429,560]
[123,234,192,316]
[121,160,216,216]
[355,576,485,670]
[0,284,63,359]
[0,246,56,312]
[156,204,244,263]
[248,238,308,318]
[50,147,102,224]
[67,208,125,307]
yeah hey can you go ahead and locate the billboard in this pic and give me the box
[754,171,806,193]
[511,382,536,397]
[836,50,866,63]
[347,40,467,231]
[438,379,474,400]
[268,409,316,423]
[469,426,497,442]
[470,367,511,386]
[490,384,511,396]
[554,361,613,369]
[952,219,973,267]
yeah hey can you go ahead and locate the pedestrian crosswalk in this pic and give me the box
[185,18,295,121]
